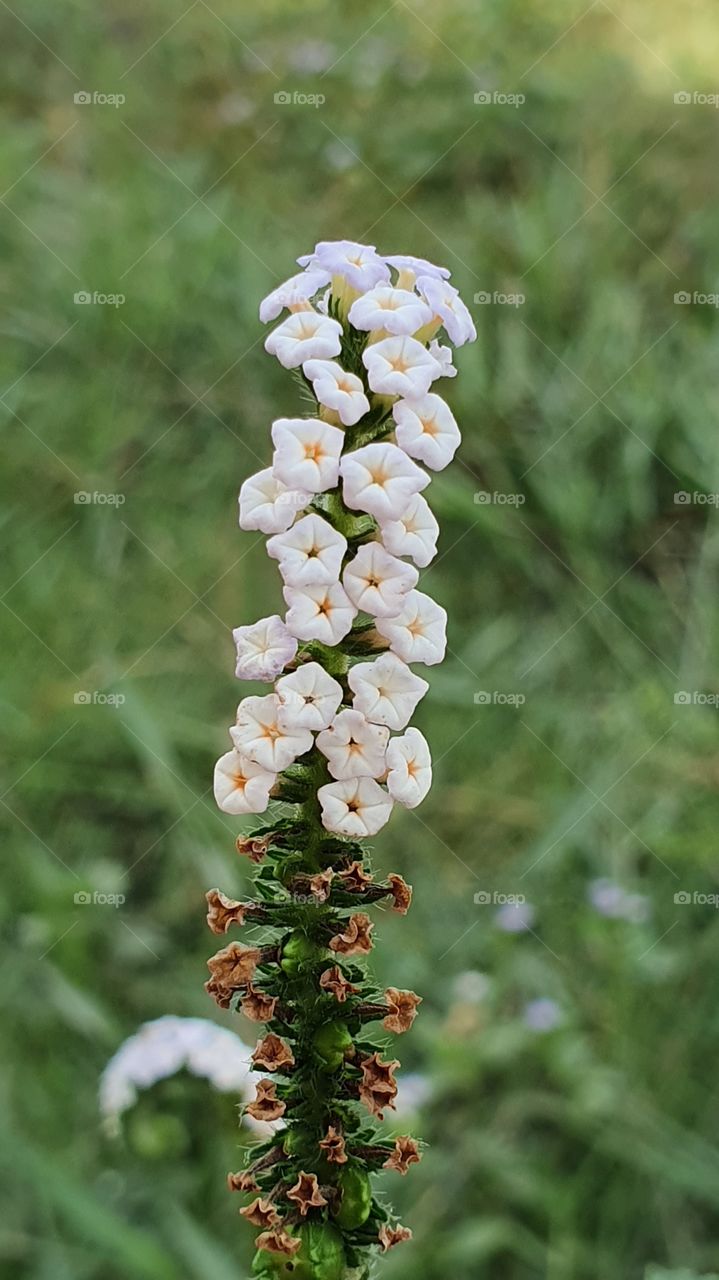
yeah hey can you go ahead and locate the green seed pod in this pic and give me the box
[312,1021,353,1072]
[331,1166,373,1229]
[280,933,320,976]
[252,1223,345,1280]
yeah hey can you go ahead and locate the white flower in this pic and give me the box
[233,614,298,681]
[385,254,451,282]
[238,467,310,535]
[393,393,461,471]
[348,652,428,730]
[302,359,370,427]
[230,694,313,771]
[267,513,347,587]
[213,749,276,814]
[271,418,345,493]
[316,708,389,779]
[283,580,357,645]
[375,589,447,665]
[275,661,343,731]
[340,441,429,522]
[379,492,439,568]
[416,275,476,347]
[259,268,331,323]
[362,335,441,398]
[428,339,457,377]
[318,776,394,837]
[347,286,432,337]
[342,541,418,618]
[264,312,343,368]
[385,727,432,807]
[299,240,390,292]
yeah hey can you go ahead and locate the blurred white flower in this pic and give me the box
[379,492,439,568]
[348,653,428,731]
[275,661,343,732]
[375,589,447,666]
[342,541,418,618]
[362,335,441,398]
[385,725,432,806]
[213,749,276,815]
[233,614,298,682]
[303,359,370,426]
[416,275,477,347]
[317,708,389,780]
[523,998,563,1032]
[588,878,650,924]
[271,418,345,494]
[230,694,313,771]
[392,1070,432,1118]
[393,393,461,471]
[495,902,535,933]
[238,467,310,534]
[264,311,343,368]
[259,268,331,323]
[340,442,429,522]
[452,970,491,1004]
[348,286,432,336]
[283,580,357,645]
[299,240,390,293]
[318,775,394,837]
[267,513,347,587]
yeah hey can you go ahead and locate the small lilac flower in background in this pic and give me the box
[523,998,564,1033]
[588,878,651,924]
[495,901,536,933]
[452,970,491,1004]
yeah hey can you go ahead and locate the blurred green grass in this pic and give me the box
[2,1,719,1277]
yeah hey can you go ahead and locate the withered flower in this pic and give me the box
[308,868,334,901]
[239,1197,280,1229]
[383,987,422,1034]
[256,1227,301,1257]
[358,1052,399,1119]
[286,1171,328,1216]
[236,833,271,863]
[383,1135,421,1175]
[318,1125,348,1165]
[206,888,247,934]
[204,976,233,1009]
[386,873,412,914]
[329,912,374,956]
[207,941,262,991]
[337,861,373,892]
[227,1169,260,1193]
[246,1079,286,1122]
[319,966,359,1004]
[378,1223,412,1251]
[252,1033,295,1072]
[240,983,278,1023]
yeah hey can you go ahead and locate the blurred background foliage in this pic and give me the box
[2,0,719,1276]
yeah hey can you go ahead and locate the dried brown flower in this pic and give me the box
[378,1223,412,1251]
[246,1079,286,1122]
[239,1197,280,1229]
[329,912,374,956]
[386,873,412,914]
[286,1171,328,1216]
[204,976,233,1009]
[207,941,262,993]
[358,1052,399,1119]
[383,988,422,1034]
[240,983,278,1023]
[308,868,334,901]
[319,966,359,1004]
[236,833,271,863]
[251,1033,295,1072]
[383,1135,421,1176]
[337,861,373,892]
[318,1125,348,1165]
[205,888,247,934]
[227,1169,260,1193]
[256,1227,301,1257]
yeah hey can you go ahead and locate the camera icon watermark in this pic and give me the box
[474,90,525,108]
[673,690,719,707]
[673,90,719,108]
[674,490,719,505]
[74,291,125,307]
[673,290,719,308]
[474,491,526,507]
[74,690,126,707]
[474,890,526,905]
[74,889,126,907]
[674,889,719,907]
[74,90,126,108]
[274,89,325,108]
[474,690,526,707]
[74,491,125,506]
[474,290,525,307]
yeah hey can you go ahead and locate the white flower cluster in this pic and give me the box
[214,240,476,840]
